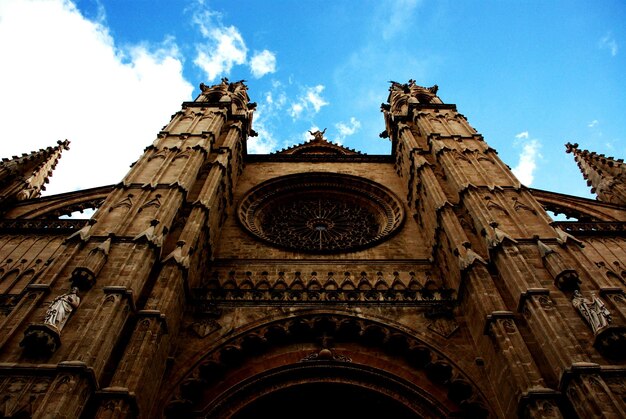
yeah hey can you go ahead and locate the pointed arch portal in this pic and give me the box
[162,313,491,418]
[206,362,443,418]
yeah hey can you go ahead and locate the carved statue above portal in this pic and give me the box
[44,287,81,332]
[572,291,611,334]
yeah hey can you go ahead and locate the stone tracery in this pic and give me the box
[261,196,379,251]
[238,173,405,253]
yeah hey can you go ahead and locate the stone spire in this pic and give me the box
[566,142,626,206]
[383,80,442,116]
[0,140,70,206]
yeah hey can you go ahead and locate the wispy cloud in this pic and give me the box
[246,109,277,154]
[263,80,288,112]
[305,85,328,112]
[0,0,193,194]
[512,131,542,186]
[191,3,276,81]
[588,119,599,128]
[289,103,305,119]
[334,117,361,143]
[192,9,247,81]
[599,33,618,57]
[381,0,421,40]
[250,50,277,78]
[289,85,328,119]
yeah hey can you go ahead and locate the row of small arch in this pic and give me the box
[205,271,441,292]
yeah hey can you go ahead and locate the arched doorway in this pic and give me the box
[233,382,419,419]
[201,361,447,418]
[162,314,492,418]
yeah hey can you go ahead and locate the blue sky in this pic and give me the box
[0,0,624,201]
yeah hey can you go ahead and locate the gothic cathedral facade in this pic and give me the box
[0,80,625,418]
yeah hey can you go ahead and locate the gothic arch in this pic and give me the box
[161,312,492,418]
[530,188,626,222]
[6,185,113,219]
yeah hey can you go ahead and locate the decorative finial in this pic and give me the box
[565,142,579,153]
[308,128,327,141]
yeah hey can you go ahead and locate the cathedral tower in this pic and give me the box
[0,80,625,418]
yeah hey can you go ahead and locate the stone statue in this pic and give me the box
[44,287,81,332]
[572,290,611,334]
[308,128,327,141]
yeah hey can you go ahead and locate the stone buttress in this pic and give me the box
[0,79,254,418]
[383,81,626,418]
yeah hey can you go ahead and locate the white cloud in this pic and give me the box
[600,33,618,57]
[290,103,305,119]
[0,0,193,195]
[263,81,287,112]
[289,85,328,119]
[191,5,276,81]
[381,0,421,40]
[588,119,599,128]
[306,85,328,112]
[246,114,277,154]
[192,7,247,81]
[335,117,361,143]
[512,135,542,186]
[250,50,277,78]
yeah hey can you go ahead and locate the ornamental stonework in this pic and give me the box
[237,173,405,253]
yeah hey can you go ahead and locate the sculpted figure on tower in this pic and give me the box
[43,287,81,332]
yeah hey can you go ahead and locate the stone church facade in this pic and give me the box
[0,80,625,418]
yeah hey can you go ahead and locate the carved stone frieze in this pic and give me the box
[198,270,453,306]
[0,218,88,233]
[553,221,626,236]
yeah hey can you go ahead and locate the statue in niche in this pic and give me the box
[572,291,611,334]
[44,287,81,332]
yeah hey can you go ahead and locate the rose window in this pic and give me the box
[238,174,404,253]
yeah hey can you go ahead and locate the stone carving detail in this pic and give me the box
[0,218,88,233]
[20,288,81,356]
[552,221,626,234]
[110,194,134,211]
[301,335,351,362]
[238,173,405,253]
[427,316,459,338]
[263,198,379,252]
[190,318,221,339]
[0,376,52,417]
[199,270,453,305]
[572,291,611,334]
[71,238,111,290]
[301,349,351,362]
[44,287,81,332]
[308,128,327,141]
